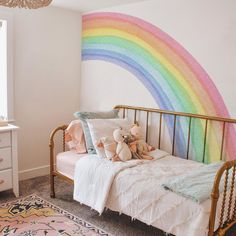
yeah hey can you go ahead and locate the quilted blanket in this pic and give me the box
[73,155,146,213]
[73,149,168,214]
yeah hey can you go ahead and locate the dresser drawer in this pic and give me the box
[0,148,12,170]
[0,169,12,192]
[0,132,11,148]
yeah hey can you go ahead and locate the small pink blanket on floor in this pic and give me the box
[65,120,87,154]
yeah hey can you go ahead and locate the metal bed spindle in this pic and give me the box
[203,119,209,163]
[146,111,149,142]
[134,109,137,124]
[63,129,66,152]
[186,117,192,160]
[172,114,177,155]
[220,122,226,161]
[158,113,162,149]
[123,108,126,119]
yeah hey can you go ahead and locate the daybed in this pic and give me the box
[49,105,236,236]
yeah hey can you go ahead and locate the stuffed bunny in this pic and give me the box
[113,128,132,162]
[129,124,154,160]
[100,137,117,160]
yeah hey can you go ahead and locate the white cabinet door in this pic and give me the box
[0,147,12,170]
[0,169,13,192]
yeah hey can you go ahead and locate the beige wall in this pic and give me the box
[0,7,82,179]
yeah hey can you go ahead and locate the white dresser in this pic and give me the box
[0,125,19,197]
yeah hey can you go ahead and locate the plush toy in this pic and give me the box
[112,128,132,162]
[129,124,154,160]
[100,137,117,160]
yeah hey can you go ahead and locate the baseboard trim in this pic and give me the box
[19,165,50,181]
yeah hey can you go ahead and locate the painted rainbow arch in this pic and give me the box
[82,12,236,162]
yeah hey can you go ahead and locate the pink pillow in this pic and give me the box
[65,120,87,154]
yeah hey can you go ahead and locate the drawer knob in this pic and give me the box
[0,179,4,185]
[0,158,3,162]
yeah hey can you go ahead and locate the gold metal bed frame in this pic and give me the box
[49,105,236,236]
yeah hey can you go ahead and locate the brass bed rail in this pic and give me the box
[114,105,236,162]
[49,105,236,236]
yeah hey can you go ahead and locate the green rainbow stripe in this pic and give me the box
[82,12,236,162]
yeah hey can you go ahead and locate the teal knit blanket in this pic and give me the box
[162,162,223,204]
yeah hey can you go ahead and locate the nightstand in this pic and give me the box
[0,125,19,197]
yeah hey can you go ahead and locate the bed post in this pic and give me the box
[209,160,236,236]
[209,162,227,236]
[49,125,68,198]
[209,189,219,236]
[49,133,55,198]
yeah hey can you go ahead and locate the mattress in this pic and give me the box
[106,155,216,236]
[56,151,88,179]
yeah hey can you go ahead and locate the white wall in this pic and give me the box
[80,0,236,117]
[0,20,7,118]
[0,6,81,180]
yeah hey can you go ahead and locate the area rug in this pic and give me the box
[0,194,110,236]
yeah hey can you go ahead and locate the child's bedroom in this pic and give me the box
[0,0,236,235]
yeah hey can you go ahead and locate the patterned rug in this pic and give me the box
[0,194,110,236]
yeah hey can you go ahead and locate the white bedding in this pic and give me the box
[73,149,169,213]
[73,156,145,213]
[72,151,222,236]
[106,155,211,236]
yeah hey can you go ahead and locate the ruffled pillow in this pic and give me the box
[65,120,87,153]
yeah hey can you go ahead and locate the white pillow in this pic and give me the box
[87,118,132,158]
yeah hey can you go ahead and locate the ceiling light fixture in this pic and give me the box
[0,0,53,9]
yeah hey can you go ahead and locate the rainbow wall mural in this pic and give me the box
[82,12,236,162]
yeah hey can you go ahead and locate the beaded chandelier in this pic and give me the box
[0,0,53,9]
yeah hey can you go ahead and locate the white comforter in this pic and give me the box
[73,149,168,214]
[107,155,213,236]
[73,156,147,213]
[73,151,218,236]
